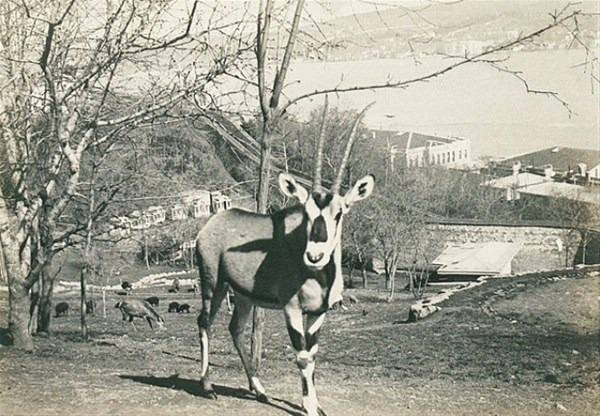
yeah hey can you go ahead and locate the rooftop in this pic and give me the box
[498,147,600,172]
[372,130,466,151]
[518,181,600,205]
[433,242,522,276]
[485,172,550,189]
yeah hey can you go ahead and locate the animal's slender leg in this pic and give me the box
[208,280,228,326]
[197,257,222,399]
[229,297,268,402]
[285,304,326,416]
[147,317,153,329]
[129,317,137,332]
[304,313,326,416]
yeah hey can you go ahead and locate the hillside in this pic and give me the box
[318,1,599,60]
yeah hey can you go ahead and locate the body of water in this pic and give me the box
[283,50,599,160]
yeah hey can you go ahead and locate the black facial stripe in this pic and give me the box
[309,215,328,242]
[312,192,333,209]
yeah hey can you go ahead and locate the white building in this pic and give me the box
[374,131,472,171]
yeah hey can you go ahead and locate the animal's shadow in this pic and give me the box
[119,374,304,416]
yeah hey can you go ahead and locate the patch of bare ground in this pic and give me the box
[0,270,599,415]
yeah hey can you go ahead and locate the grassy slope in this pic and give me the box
[1,270,599,415]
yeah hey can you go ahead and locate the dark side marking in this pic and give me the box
[309,215,328,242]
[227,280,280,306]
[301,377,309,395]
[312,192,333,209]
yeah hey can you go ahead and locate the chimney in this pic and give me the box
[508,161,521,201]
[512,161,521,183]
[544,164,554,179]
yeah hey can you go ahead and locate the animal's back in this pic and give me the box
[196,206,306,306]
[196,208,273,251]
[196,209,273,291]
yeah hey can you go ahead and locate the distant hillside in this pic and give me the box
[313,1,599,60]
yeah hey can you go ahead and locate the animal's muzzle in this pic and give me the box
[306,252,324,264]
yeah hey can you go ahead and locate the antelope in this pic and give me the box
[195,104,375,416]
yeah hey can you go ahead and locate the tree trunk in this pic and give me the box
[102,288,107,318]
[387,268,396,302]
[144,232,150,269]
[37,267,55,334]
[347,266,354,288]
[8,278,33,350]
[0,200,34,350]
[386,257,397,303]
[28,279,40,335]
[251,123,274,373]
[80,267,88,342]
[384,257,390,290]
[361,266,368,289]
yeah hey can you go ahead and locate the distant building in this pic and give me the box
[168,204,187,221]
[146,206,166,225]
[210,191,232,213]
[128,210,151,230]
[493,146,600,186]
[373,130,472,171]
[485,161,600,205]
[182,190,211,218]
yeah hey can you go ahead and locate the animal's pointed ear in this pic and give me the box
[343,174,375,209]
[278,173,309,203]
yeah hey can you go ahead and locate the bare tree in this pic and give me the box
[0,0,245,349]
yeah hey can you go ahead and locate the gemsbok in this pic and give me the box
[195,105,375,416]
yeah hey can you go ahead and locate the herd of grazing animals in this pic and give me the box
[53,281,196,330]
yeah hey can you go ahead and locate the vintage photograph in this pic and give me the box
[0,0,598,415]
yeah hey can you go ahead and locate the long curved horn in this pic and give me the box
[331,102,374,194]
[313,95,328,191]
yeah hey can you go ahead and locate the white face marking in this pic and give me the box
[303,194,345,270]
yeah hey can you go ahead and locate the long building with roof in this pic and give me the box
[372,130,472,171]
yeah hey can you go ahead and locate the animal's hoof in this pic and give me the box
[204,389,217,400]
[256,393,269,403]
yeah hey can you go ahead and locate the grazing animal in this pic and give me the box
[115,300,164,331]
[86,299,97,315]
[177,303,191,313]
[55,302,69,317]
[194,107,375,416]
[121,281,133,292]
[168,301,180,313]
[145,296,160,307]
